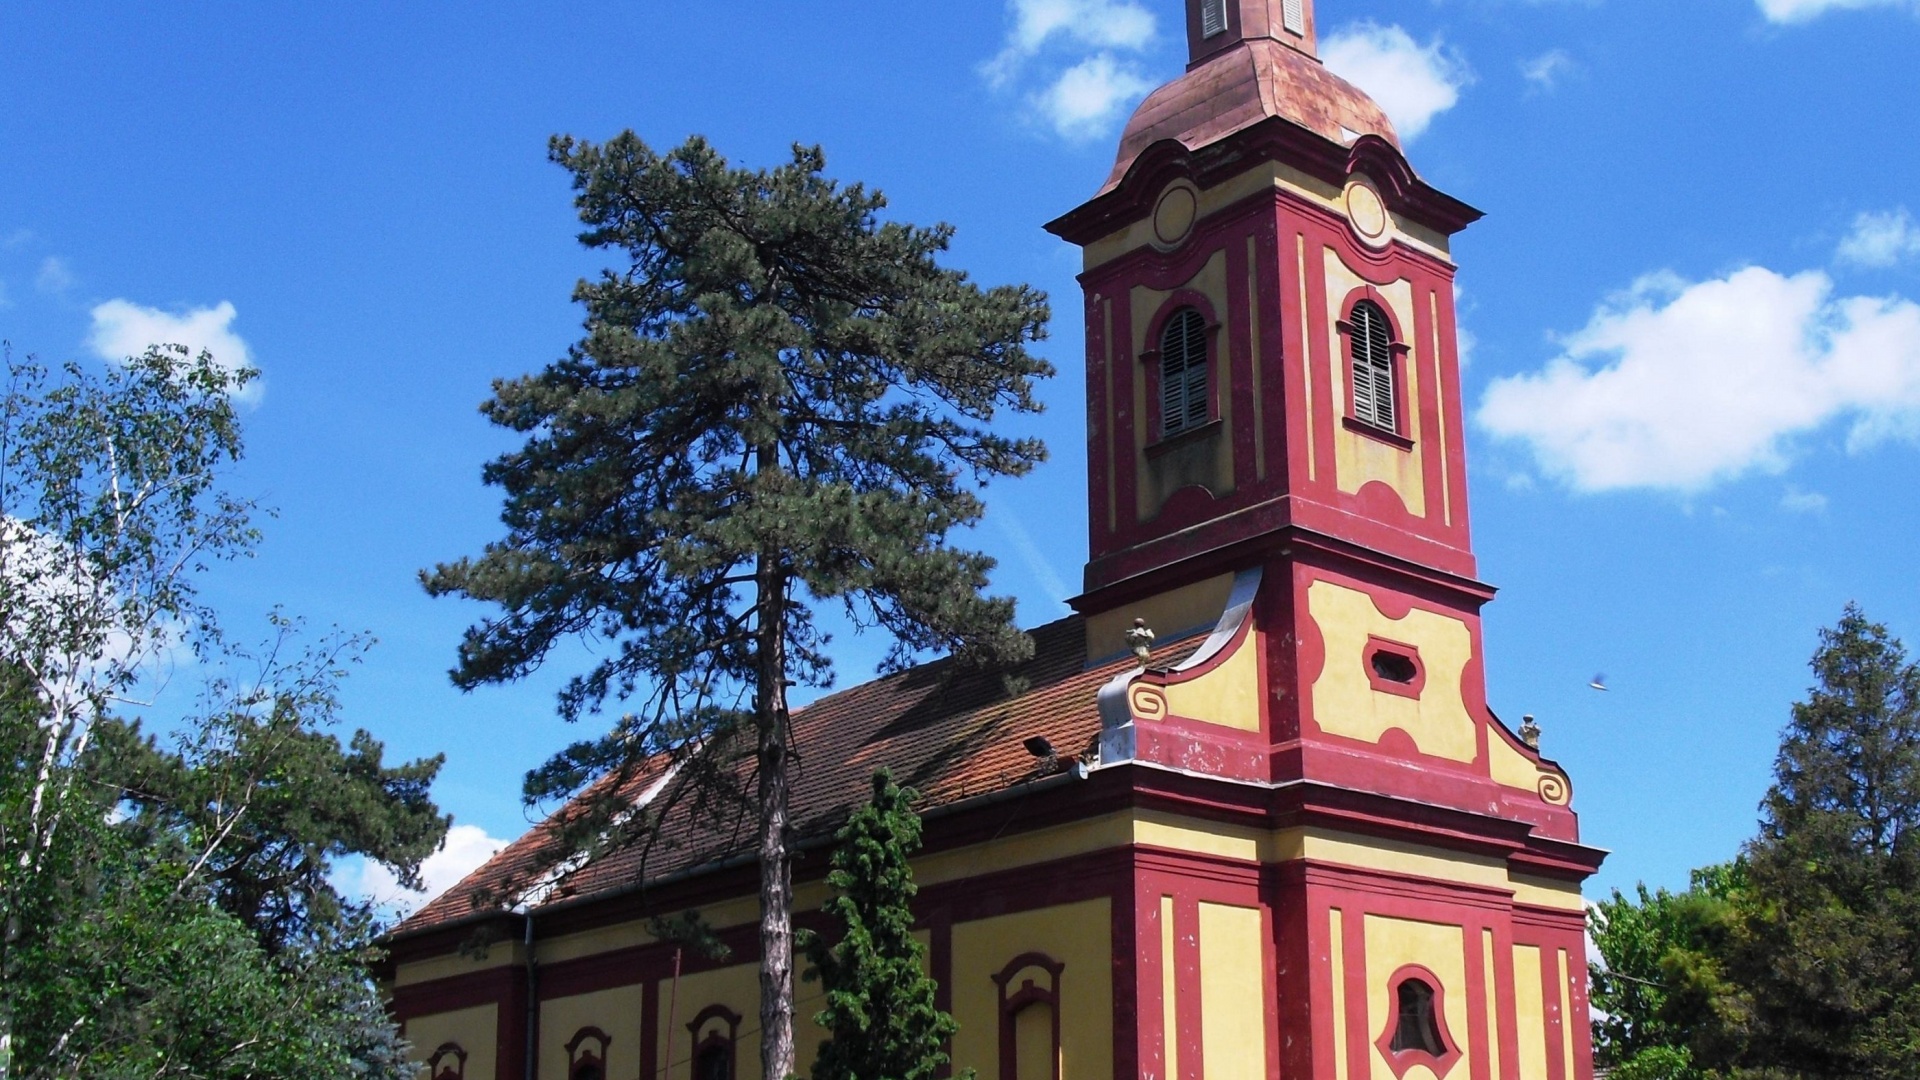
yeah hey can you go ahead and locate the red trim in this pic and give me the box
[1374,964,1463,1079]
[992,953,1064,1080]
[641,977,659,1080]
[428,1042,468,1080]
[567,1026,612,1080]
[1044,118,1482,247]
[1363,636,1427,699]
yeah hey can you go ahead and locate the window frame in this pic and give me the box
[1373,965,1461,1080]
[1141,296,1223,446]
[687,1004,742,1080]
[1336,290,1413,448]
[427,1042,468,1080]
[993,952,1066,1080]
[565,1027,612,1080]
[1364,636,1427,700]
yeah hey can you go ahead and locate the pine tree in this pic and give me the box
[423,133,1051,1080]
[805,771,958,1080]
[1682,604,1920,1078]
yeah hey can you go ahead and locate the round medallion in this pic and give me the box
[1152,184,1198,247]
[1344,179,1392,249]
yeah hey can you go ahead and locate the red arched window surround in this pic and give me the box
[1334,285,1413,449]
[992,952,1065,1080]
[1138,292,1224,446]
[1374,965,1462,1080]
[688,1004,742,1080]
[427,1042,468,1080]
[566,1027,612,1080]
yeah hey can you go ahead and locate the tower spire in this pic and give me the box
[1188,0,1316,68]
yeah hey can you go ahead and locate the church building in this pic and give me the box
[384,2,1606,1079]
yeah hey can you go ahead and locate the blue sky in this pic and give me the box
[4,0,1920,909]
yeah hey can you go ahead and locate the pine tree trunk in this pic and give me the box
[755,541,796,1080]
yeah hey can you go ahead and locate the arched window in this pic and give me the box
[1159,307,1210,437]
[1389,978,1445,1055]
[1348,299,1397,432]
[566,1027,611,1080]
[688,1004,740,1080]
[994,952,1065,1080]
[1376,966,1459,1077]
[695,1042,732,1080]
[427,1043,467,1080]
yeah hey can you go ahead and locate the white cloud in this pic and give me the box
[1478,267,1920,492]
[1033,54,1157,142]
[342,823,508,916]
[1757,0,1918,23]
[1320,24,1472,142]
[1837,208,1920,268]
[35,257,74,295]
[984,0,1157,85]
[1781,487,1830,513]
[87,299,260,401]
[1520,49,1578,92]
[984,0,1159,141]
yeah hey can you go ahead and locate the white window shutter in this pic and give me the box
[1282,0,1306,35]
[1201,0,1229,38]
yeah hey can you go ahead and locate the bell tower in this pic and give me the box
[1048,1,1604,1078]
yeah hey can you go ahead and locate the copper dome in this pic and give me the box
[1101,37,1400,195]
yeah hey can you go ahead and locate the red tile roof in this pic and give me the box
[397,615,1142,935]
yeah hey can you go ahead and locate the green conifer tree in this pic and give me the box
[805,771,958,1080]
[423,133,1050,1080]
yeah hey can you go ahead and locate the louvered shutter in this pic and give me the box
[1160,309,1210,436]
[1282,0,1306,35]
[1349,301,1397,431]
[1201,0,1229,38]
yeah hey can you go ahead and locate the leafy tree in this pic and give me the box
[803,771,959,1080]
[424,132,1050,1078]
[0,351,442,1076]
[1589,864,1744,1080]
[2,674,412,1079]
[0,347,259,1079]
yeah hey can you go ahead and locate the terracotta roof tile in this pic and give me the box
[398,615,1137,934]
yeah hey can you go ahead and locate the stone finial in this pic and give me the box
[1125,618,1156,668]
[1519,714,1542,750]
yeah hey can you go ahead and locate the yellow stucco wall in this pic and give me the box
[1198,903,1268,1080]
[951,899,1113,1080]
[1362,916,1470,1080]
[1481,930,1503,1080]
[543,985,644,1080]
[1305,580,1477,762]
[1159,627,1263,734]
[405,1003,497,1080]
[1513,945,1549,1080]
[1161,895,1180,1080]
[1085,573,1236,663]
